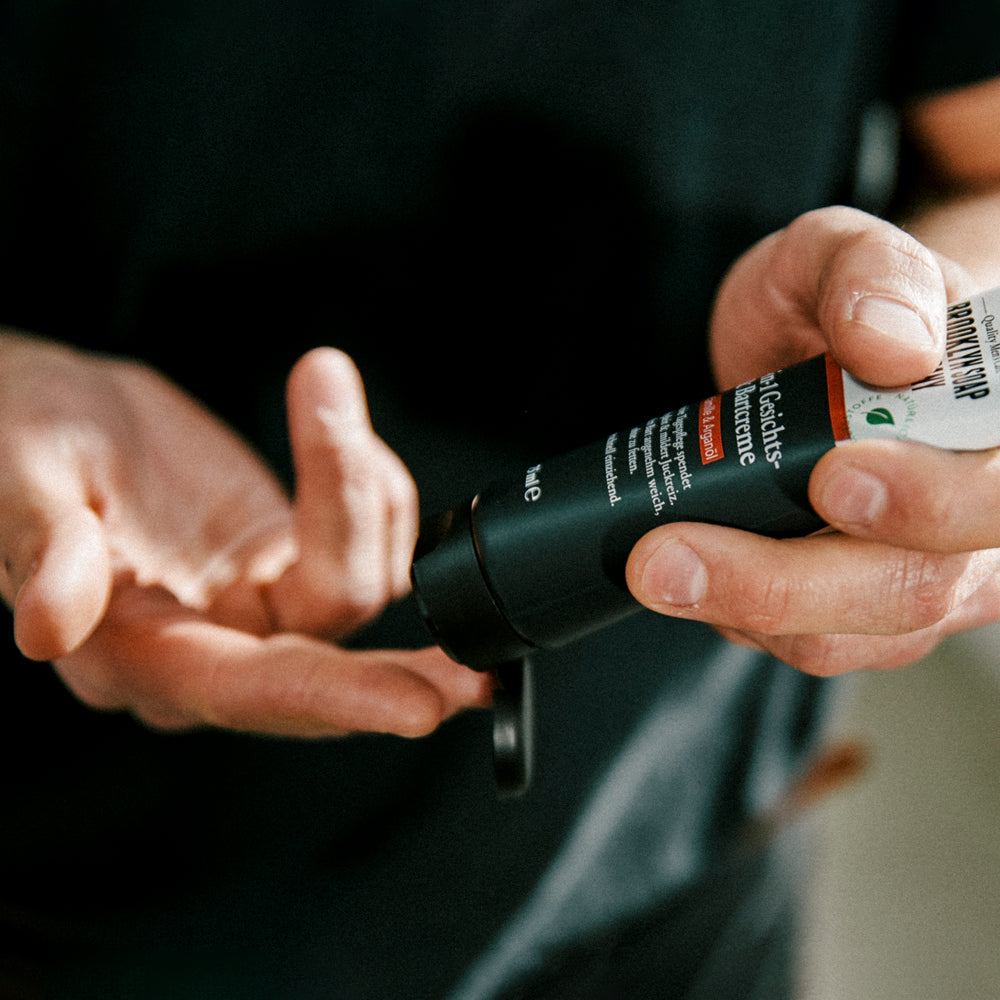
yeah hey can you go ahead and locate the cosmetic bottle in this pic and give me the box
[412,289,1000,674]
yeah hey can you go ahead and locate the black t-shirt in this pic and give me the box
[0,2,997,998]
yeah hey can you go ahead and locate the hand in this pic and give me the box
[0,334,491,735]
[626,206,1000,674]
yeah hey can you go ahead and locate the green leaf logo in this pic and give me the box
[865,407,895,426]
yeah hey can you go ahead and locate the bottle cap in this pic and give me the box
[410,500,534,671]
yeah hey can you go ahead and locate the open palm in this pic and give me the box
[0,335,490,736]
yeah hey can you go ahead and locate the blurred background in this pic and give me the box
[800,625,1000,999]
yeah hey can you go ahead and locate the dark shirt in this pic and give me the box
[1,2,998,998]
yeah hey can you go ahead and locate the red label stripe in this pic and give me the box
[698,394,725,464]
[825,354,850,442]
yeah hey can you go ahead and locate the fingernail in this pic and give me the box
[852,295,934,349]
[820,466,887,526]
[641,540,707,607]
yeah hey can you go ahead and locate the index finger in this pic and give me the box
[811,437,1000,554]
[625,520,999,639]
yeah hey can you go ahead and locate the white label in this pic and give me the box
[840,286,1000,451]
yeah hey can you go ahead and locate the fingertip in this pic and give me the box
[627,534,708,611]
[286,346,369,432]
[385,647,496,735]
[429,649,498,714]
[392,675,493,737]
[389,683,450,738]
[809,449,889,531]
[810,439,1000,553]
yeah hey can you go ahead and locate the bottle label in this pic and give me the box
[830,289,1000,450]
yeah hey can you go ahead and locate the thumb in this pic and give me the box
[711,207,950,390]
[2,485,112,662]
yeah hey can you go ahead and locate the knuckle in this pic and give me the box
[200,641,329,735]
[260,660,321,724]
[886,551,966,632]
[384,458,418,515]
[916,482,963,544]
[836,217,933,273]
[322,438,377,501]
[731,570,797,635]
